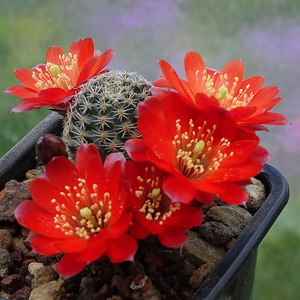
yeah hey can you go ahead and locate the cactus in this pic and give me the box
[62,70,152,160]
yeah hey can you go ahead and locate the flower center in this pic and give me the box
[201,70,255,110]
[32,53,79,91]
[51,178,112,240]
[134,166,181,225]
[173,119,234,180]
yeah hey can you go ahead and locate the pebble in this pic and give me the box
[28,263,44,277]
[132,285,162,300]
[78,276,96,299]
[189,262,216,289]
[181,231,226,267]
[95,283,112,299]
[244,177,266,213]
[198,221,237,246]
[205,205,252,236]
[172,260,195,285]
[0,230,13,251]
[29,280,63,300]
[1,274,24,294]
[31,266,59,289]
[0,249,12,278]
[111,275,132,299]
[12,237,28,255]
[10,249,23,265]
[126,260,146,276]
[11,285,32,300]
[0,180,31,223]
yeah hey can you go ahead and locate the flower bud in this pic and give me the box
[36,134,68,165]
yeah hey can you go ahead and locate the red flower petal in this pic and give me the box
[56,253,88,279]
[217,182,249,205]
[69,37,95,70]
[75,143,105,186]
[163,175,197,204]
[45,156,78,187]
[106,234,138,263]
[174,206,203,228]
[46,46,65,65]
[184,51,206,96]
[4,85,37,98]
[29,178,62,214]
[30,236,88,255]
[216,59,245,93]
[158,227,187,248]
[129,219,150,240]
[124,139,151,161]
[13,68,38,90]
[89,49,116,78]
[75,232,108,262]
[10,101,41,113]
[158,60,193,100]
[14,201,67,238]
[106,211,133,238]
[38,88,68,104]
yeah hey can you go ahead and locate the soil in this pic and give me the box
[0,173,266,300]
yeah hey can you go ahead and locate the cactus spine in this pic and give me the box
[62,70,152,160]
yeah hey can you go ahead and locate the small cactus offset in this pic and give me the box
[62,70,152,160]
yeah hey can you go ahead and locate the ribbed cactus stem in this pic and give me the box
[62,70,152,160]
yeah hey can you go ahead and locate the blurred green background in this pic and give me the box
[0,0,299,298]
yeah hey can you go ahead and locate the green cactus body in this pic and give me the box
[62,70,152,160]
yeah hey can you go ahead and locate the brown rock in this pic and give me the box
[12,236,28,255]
[11,286,32,300]
[1,273,25,294]
[111,275,132,300]
[29,280,63,300]
[198,221,237,246]
[78,276,97,299]
[95,283,112,299]
[0,229,13,250]
[10,249,23,264]
[181,231,226,267]
[28,262,43,277]
[0,248,12,277]
[244,177,266,213]
[132,285,162,300]
[172,260,195,285]
[205,205,252,235]
[189,262,216,289]
[0,180,31,223]
[31,266,59,289]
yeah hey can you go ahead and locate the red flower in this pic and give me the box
[154,51,289,129]
[125,160,202,248]
[5,38,115,113]
[15,144,137,279]
[125,92,270,205]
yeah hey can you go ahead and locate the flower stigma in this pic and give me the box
[50,65,61,77]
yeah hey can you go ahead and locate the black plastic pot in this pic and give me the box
[0,113,289,300]
[0,113,63,189]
